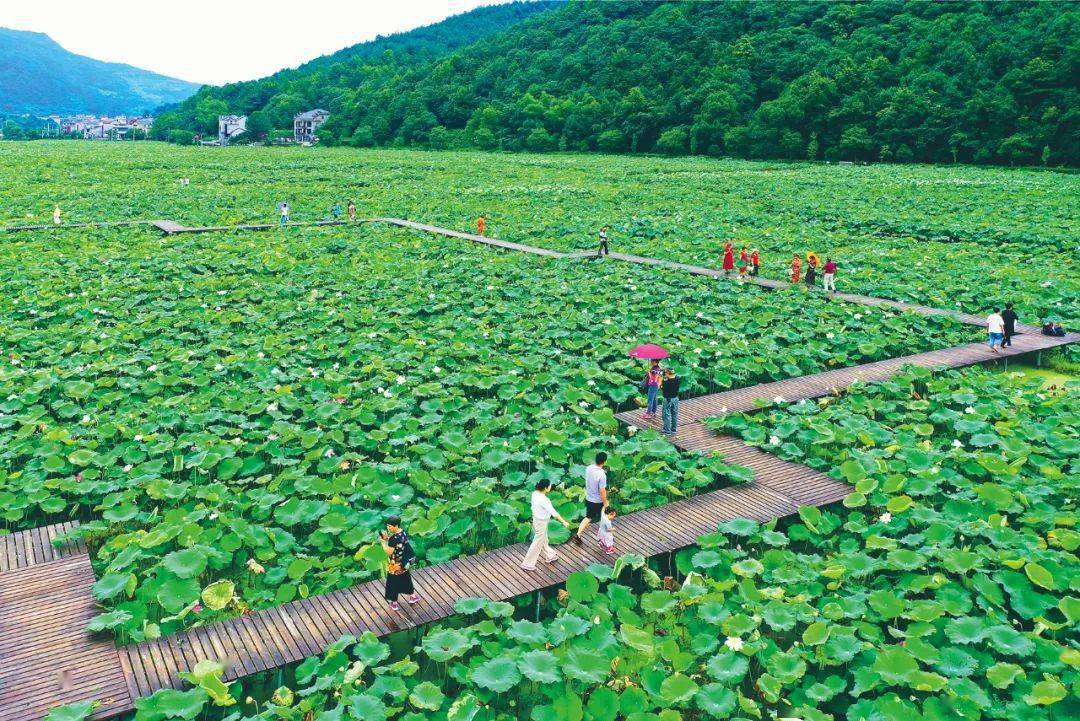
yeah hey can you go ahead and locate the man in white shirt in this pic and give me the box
[522,479,570,571]
[987,308,1005,353]
[574,452,608,545]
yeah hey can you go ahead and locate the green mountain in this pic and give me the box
[157,1,1079,165]
[0,28,200,116]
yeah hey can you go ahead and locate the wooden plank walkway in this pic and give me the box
[116,444,849,700]
[617,330,1080,432]
[0,523,132,721]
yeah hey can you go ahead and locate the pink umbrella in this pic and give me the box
[628,344,669,360]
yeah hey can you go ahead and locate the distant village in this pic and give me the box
[1,109,330,145]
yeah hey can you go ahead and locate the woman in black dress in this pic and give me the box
[380,516,420,611]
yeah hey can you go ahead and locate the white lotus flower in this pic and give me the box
[214,363,224,371]
[325,449,336,457]
[257,352,265,359]
[310,369,319,378]
[773,395,786,404]
[628,426,638,435]
[878,512,892,523]
[397,375,407,384]
[134,435,142,442]
[266,402,278,412]
[965,406,975,414]
[593,616,601,625]
[433,366,441,374]
[952,439,963,448]
[826,332,835,339]
[725,636,744,651]
[81,415,91,423]
[854,313,862,320]
[147,364,157,372]
[770,435,781,446]
[123,464,133,472]
[268,434,278,440]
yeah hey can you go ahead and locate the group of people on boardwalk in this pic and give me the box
[522,453,618,572]
[986,303,1020,352]
[277,200,358,226]
[791,252,838,291]
[722,242,760,277]
[642,359,681,435]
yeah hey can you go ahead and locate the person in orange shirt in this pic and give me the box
[750,249,760,277]
[477,216,486,235]
[791,254,801,284]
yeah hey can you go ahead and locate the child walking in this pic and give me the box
[597,507,617,555]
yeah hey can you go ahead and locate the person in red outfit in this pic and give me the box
[750,249,760,277]
[477,216,486,235]
[722,242,735,275]
[791,254,801,284]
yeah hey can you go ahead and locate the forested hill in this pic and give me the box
[156,1,1079,166]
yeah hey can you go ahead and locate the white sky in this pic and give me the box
[1,0,508,86]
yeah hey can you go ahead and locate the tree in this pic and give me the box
[525,127,558,152]
[839,126,874,161]
[2,121,23,140]
[246,111,271,143]
[596,130,627,153]
[655,127,688,155]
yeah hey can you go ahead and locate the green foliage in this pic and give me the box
[158,2,1079,165]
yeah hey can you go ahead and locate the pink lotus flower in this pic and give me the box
[192,603,203,613]
[75,472,84,482]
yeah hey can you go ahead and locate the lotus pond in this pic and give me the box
[91,365,1078,721]
[0,221,978,638]
[2,143,1077,330]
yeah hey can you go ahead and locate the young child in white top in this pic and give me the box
[597,506,616,554]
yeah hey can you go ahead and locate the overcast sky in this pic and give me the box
[2,0,507,86]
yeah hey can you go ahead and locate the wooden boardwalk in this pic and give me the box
[116,440,848,701]
[0,524,132,721]
[617,330,1079,433]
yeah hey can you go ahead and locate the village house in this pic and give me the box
[218,115,247,145]
[294,109,329,143]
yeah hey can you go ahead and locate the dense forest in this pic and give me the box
[155,1,1080,165]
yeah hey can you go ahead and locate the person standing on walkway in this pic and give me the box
[477,216,486,236]
[722,242,735,275]
[738,247,749,277]
[1002,302,1018,347]
[574,452,608,544]
[380,516,420,611]
[987,307,1006,353]
[661,368,680,435]
[331,204,342,220]
[53,205,61,225]
[750,248,760,277]
[642,359,663,418]
[790,254,801,284]
[597,226,610,257]
[597,506,617,555]
[279,202,290,227]
[822,257,837,292]
[347,201,357,221]
[805,256,817,287]
[522,479,570,571]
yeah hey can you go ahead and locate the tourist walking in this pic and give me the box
[738,247,749,277]
[574,452,608,544]
[1002,302,1018,347]
[53,205,61,225]
[521,479,570,571]
[597,506,617,555]
[279,202,290,227]
[661,368,680,435]
[477,216,485,236]
[790,254,801,284]
[331,204,342,220]
[805,257,817,287]
[347,201,357,221]
[822,257,837,292]
[750,249,760,277]
[380,516,420,611]
[722,242,735,275]
[642,359,663,418]
[987,308,1006,353]
[597,226,610,257]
